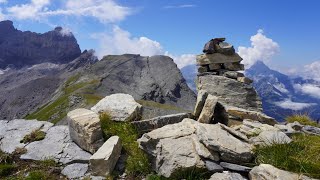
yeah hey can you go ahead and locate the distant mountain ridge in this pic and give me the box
[0,20,81,69]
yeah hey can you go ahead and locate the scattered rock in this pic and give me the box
[237,77,253,84]
[210,171,248,180]
[91,93,142,122]
[198,94,218,124]
[194,90,208,118]
[198,66,208,73]
[205,160,224,173]
[226,106,276,125]
[196,53,242,65]
[197,75,262,112]
[21,126,92,164]
[251,130,292,145]
[0,119,53,153]
[223,71,244,80]
[224,62,245,71]
[61,163,88,179]
[90,136,122,176]
[208,63,222,70]
[287,121,304,131]
[67,108,103,153]
[131,113,192,134]
[220,162,252,173]
[220,124,249,142]
[302,125,320,135]
[249,164,314,180]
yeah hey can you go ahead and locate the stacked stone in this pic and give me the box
[196,38,252,84]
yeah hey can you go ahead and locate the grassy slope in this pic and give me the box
[25,74,103,124]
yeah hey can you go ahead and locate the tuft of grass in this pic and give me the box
[254,134,320,178]
[20,129,46,144]
[286,114,318,127]
[146,168,210,180]
[25,170,50,180]
[0,164,15,177]
[100,113,151,176]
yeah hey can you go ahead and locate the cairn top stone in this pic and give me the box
[196,53,242,65]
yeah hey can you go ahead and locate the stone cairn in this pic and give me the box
[197,38,252,84]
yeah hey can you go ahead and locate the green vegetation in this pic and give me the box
[286,114,318,127]
[146,168,210,180]
[0,149,63,179]
[254,134,320,178]
[100,113,151,176]
[20,129,46,144]
[26,74,102,124]
[0,164,15,177]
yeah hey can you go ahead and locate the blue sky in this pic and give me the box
[1,0,320,75]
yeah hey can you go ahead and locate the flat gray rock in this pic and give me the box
[220,162,252,173]
[302,125,320,135]
[249,164,314,180]
[210,171,248,180]
[196,53,242,65]
[205,160,223,172]
[0,119,53,153]
[21,126,92,164]
[251,130,292,146]
[61,163,88,179]
[131,113,192,134]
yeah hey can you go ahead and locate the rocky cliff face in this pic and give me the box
[90,54,196,111]
[0,20,81,69]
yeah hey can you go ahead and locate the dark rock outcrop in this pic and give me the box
[0,20,81,69]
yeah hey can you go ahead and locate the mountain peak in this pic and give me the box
[251,61,270,71]
[0,20,16,34]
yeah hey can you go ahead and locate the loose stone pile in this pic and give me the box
[197,38,247,81]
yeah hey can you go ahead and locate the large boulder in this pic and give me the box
[197,75,262,112]
[196,53,242,65]
[249,164,314,180]
[138,119,253,177]
[0,119,53,153]
[67,108,104,153]
[90,136,122,176]
[91,93,142,122]
[21,125,92,164]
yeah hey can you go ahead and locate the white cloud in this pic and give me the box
[165,53,196,69]
[6,0,50,20]
[274,99,316,111]
[294,83,320,99]
[58,27,73,37]
[301,61,320,81]
[164,4,196,9]
[0,8,5,21]
[91,26,195,68]
[4,0,131,23]
[91,26,163,58]
[238,29,280,68]
[0,0,7,4]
